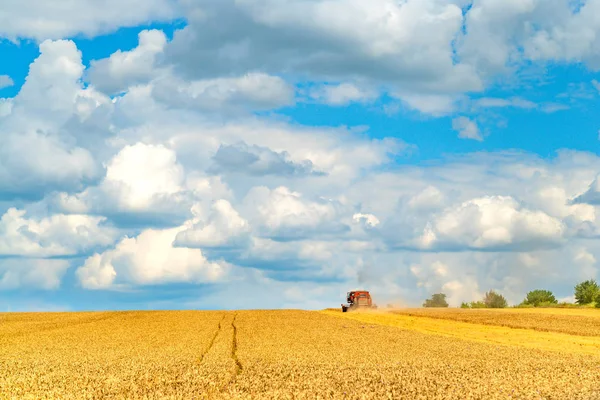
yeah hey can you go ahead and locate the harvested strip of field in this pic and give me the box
[322,309,600,356]
[386,308,600,336]
[226,310,600,399]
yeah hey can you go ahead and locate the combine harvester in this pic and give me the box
[341,290,378,312]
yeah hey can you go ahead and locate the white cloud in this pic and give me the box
[76,226,228,290]
[309,83,379,106]
[103,143,183,210]
[0,208,117,257]
[87,29,168,95]
[174,199,251,248]
[208,141,324,177]
[54,143,189,223]
[416,196,565,251]
[0,75,14,89]
[242,186,349,240]
[160,0,600,120]
[0,259,70,290]
[166,0,483,97]
[88,29,296,113]
[407,186,446,211]
[452,116,483,141]
[152,72,295,113]
[0,0,179,41]
[457,0,600,74]
[168,119,408,186]
[0,39,105,198]
[352,213,380,228]
[398,93,463,116]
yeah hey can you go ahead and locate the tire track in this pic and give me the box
[198,313,226,364]
[220,312,243,392]
[231,313,243,374]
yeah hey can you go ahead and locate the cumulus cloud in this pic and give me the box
[165,0,483,112]
[159,0,600,118]
[87,29,168,95]
[53,143,192,227]
[0,208,118,257]
[407,186,447,212]
[102,143,184,210]
[152,72,295,113]
[76,226,228,290]
[88,29,295,113]
[456,0,600,75]
[209,142,324,177]
[415,196,565,251]
[352,213,380,228]
[242,186,350,240]
[0,259,70,290]
[169,120,408,186]
[0,39,105,199]
[174,200,251,249]
[452,116,483,141]
[0,0,179,41]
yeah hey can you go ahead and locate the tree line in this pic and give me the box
[422,279,600,308]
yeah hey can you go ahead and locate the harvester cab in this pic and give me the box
[341,290,377,312]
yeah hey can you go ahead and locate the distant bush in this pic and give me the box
[423,293,449,308]
[461,301,486,309]
[469,301,487,309]
[574,280,600,305]
[483,290,508,308]
[521,289,557,307]
[595,294,600,309]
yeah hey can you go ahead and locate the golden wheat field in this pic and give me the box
[1,309,600,399]
[385,307,600,336]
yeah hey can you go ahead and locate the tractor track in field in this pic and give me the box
[221,312,243,392]
[199,313,226,364]
[231,313,243,374]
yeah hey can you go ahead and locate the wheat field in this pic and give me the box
[384,307,600,336]
[1,309,600,399]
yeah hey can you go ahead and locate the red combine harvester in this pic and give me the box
[341,290,377,312]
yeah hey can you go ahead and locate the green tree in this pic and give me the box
[423,293,449,308]
[522,289,557,307]
[574,280,600,305]
[595,293,600,309]
[469,301,486,308]
[483,290,508,308]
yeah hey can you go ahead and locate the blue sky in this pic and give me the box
[1,0,600,311]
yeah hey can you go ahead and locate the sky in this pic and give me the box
[1,0,600,311]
